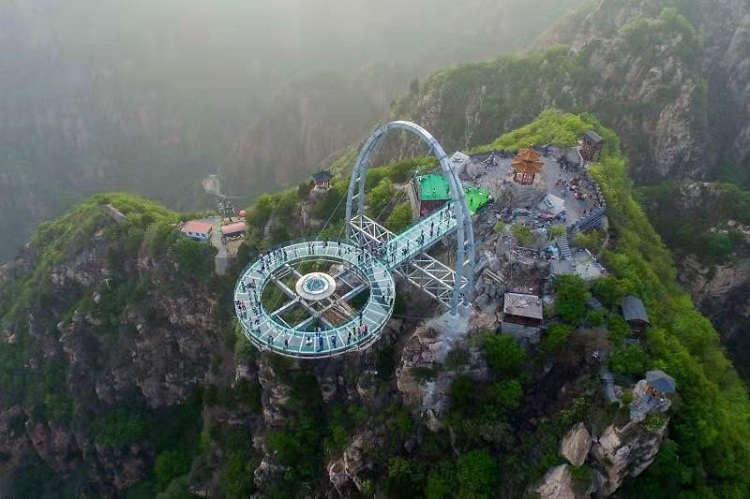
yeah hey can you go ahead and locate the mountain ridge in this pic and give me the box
[0,111,748,496]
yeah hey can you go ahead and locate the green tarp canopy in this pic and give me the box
[465,186,492,214]
[419,174,451,201]
[418,173,491,213]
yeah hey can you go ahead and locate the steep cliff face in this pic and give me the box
[640,181,750,379]
[2,112,749,496]
[535,0,750,181]
[393,0,750,187]
[0,194,237,495]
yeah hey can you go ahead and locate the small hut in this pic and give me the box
[581,131,604,162]
[312,170,333,190]
[511,147,544,185]
[181,220,213,242]
[621,295,650,335]
[221,221,247,241]
[503,293,543,327]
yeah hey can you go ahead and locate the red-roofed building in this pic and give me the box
[221,222,247,239]
[181,220,213,241]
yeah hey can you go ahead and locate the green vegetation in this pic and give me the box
[553,275,589,325]
[511,224,535,247]
[3,105,750,497]
[640,181,750,264]
[385,203,414,232]
[490,110,750,496]
[482,334,525,376]
[92,408,148,446]
[541,324,572,356]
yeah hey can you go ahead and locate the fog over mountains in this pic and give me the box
[0,0,579,260]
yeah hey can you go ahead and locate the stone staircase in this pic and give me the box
[557,233,573,260]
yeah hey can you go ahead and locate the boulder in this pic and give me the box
[561,422,592,466]
[536,464,576,499]
[590,422,667,496]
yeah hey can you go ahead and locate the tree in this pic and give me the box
[483,334,525,375]
[456,449,497,498]
[607,314,630,344]
[592,275,633,309]
[153,450,191,489]
[386,203,413,232]
[385,457,424,498]
[573,230,605,253]
[367,179,396,219]
[610,343,649,376]
[449,376,477,416]
[92,408,147,447]
[174,238,214,279]
[554,275,589,324]
[549,224,567,238]
[488,379,523,415]
[541,324,572,356]
[297,180,314,199]
[511,224,535,247]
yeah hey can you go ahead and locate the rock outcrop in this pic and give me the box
[591,423,668,496]
[539,415,668,498]
[561,423,593,467]
[536,464,576,499]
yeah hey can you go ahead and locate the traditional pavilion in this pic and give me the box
[511,147,544,185]
[581,130,604,162]
[312,170,333,190]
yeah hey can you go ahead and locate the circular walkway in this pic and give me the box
[234,240,396,358]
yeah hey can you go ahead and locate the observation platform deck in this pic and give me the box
[350,202,458,269]
[234,240,395,358]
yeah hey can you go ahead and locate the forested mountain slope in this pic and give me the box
[387,0,750,375]
[393,0,750,187]
[0,113,747,497]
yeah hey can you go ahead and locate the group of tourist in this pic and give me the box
[261,321,373,354]
[232,237,397,354]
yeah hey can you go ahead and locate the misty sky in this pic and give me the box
[0,0,582,261]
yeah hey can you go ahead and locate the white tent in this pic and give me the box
[538,194,565,216]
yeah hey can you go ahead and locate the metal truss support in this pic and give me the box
[345,121,475,314]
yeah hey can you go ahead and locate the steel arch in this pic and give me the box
[345,121,475,314]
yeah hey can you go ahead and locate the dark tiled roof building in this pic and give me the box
[621,295,650,335]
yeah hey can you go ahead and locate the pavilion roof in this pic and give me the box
[221,222,247,235]
[511,147,544,174]
[622,295,650,323]
[312,170,333,182]
[584,130,603,144]
[504,293,543,320]
[182,220,213,235]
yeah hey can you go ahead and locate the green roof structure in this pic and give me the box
[465,186,492,214]
[418,173,491,213]
[418,174,451,201]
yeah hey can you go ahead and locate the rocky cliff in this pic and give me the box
[0,190,659,497]
[640,181,750,379]
[392,0,750,187]
[1,112,749,497]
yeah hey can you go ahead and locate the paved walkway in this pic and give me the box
[357,202,458,269]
